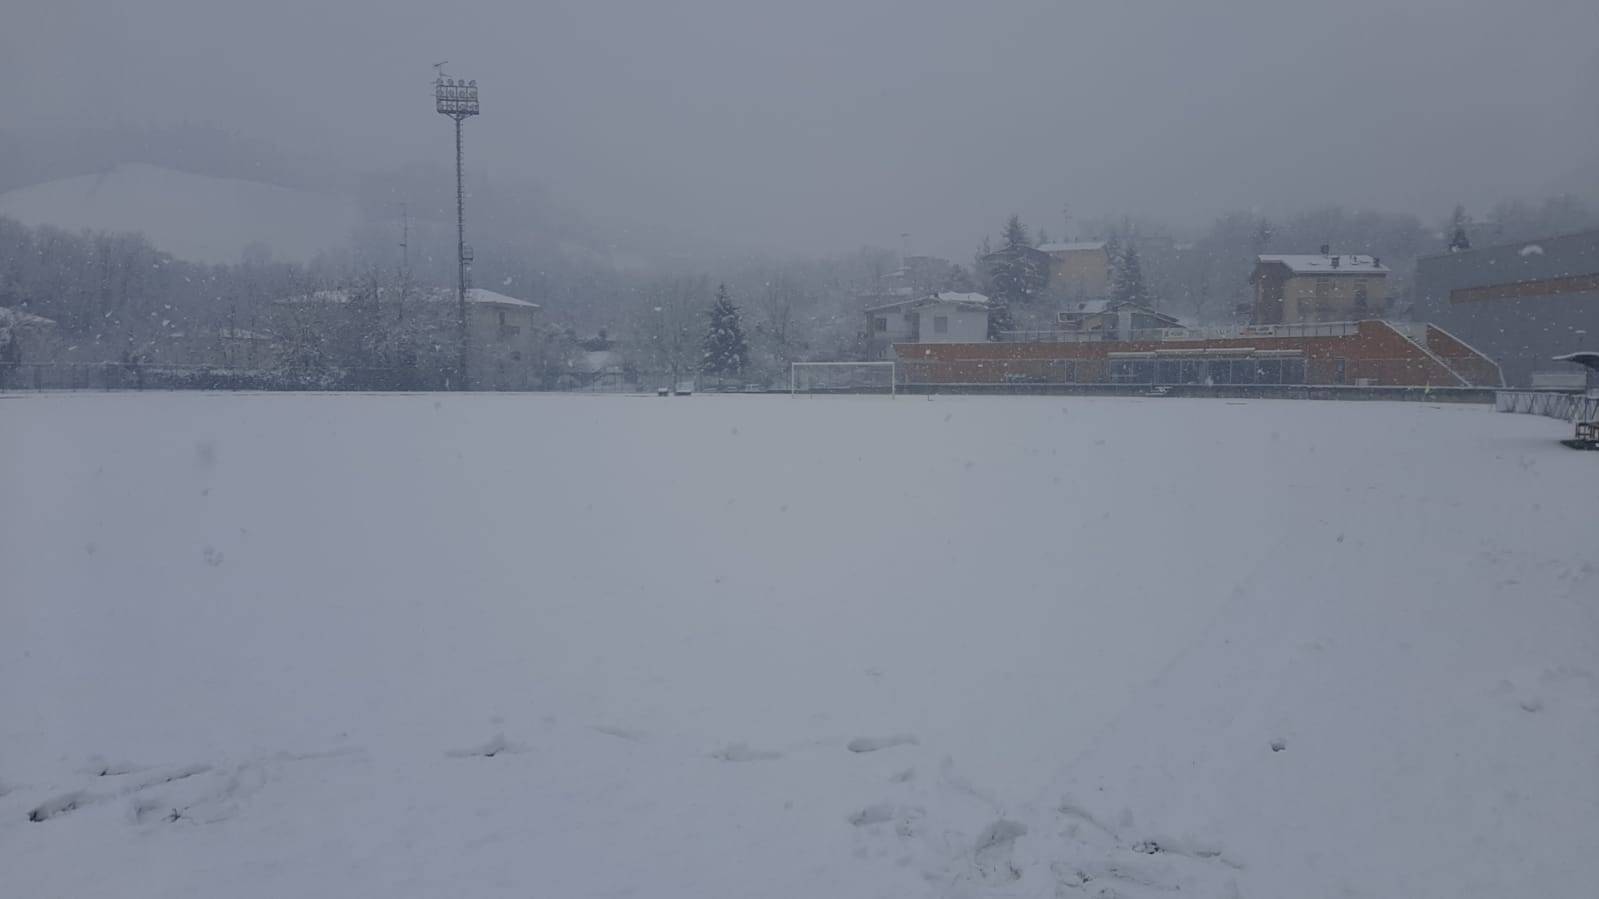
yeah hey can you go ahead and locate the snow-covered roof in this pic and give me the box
[0,306,57,329]
[577,349,624,374]
[1061,300,1114,315]
[466,288,539,309]
[279,287,539,309]
[1553,351,1599,372]
[930,291,988,306]
[1037,241,1108,254]
[865,292,990,313]
[1256,254,1390,275]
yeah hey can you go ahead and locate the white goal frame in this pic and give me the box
[790,361,897,397]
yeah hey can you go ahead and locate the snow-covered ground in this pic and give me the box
[2,393,1595,899]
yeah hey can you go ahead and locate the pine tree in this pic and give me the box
[1112,244,1148,306]
[1448,205,1471,252]
[701,283,749,378]
[985,215,1047,309]
[1003,214,1031,251]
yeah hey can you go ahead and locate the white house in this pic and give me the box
[865,292,990,357]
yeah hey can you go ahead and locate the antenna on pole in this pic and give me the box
[398,202,410,273]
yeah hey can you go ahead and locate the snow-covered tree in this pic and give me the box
[701,283,749,377]
[984,215,1046,310]
[1003,214,1031,252]
[1111,243,1149,306]
[1448,205,1471,253]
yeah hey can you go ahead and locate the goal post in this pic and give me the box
[790,361,897,397]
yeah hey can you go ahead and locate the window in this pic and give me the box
[497,310,507,327]
[1315,278,1331,293]
[933,315,949,334]
[1355,281,1370,308]
[510,351,522,361]
[873,316,888,332]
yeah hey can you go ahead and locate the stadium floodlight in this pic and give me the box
[435,71,480,389]
[790,361,897,397]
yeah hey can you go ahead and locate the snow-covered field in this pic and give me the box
[2,392,1595,899]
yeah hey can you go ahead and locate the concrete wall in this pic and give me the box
[911,302,987,342]
[1414,229,1599,387]
[1281,273,1386,323]
[1046,249,1110,300]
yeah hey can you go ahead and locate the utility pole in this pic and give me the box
[435,64,480,389]
[398,202,410,273]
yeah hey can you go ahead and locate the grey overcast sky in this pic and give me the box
[5,0,1598,258]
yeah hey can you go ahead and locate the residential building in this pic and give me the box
[273,286,541,389]
[1056,300,1182,341]
[865,292,990,358]
[1250,252,1390,324]
[1038,241,1112,301]
[1413,228,1599,387]
[465,288,542,390]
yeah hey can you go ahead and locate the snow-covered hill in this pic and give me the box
[1,394,1595,898]
[0,163,360,264]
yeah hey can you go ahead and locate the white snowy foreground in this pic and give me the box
[2,392,1596,899]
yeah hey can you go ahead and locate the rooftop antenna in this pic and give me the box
[1061,202,1072,243]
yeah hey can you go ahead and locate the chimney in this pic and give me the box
[1320,243,1331,256]
[1373,256,1380,268]
[1331,255,1340,269]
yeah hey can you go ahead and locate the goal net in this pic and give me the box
[790,361,897,396]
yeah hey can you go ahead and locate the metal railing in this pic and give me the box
[896,356,1469,388]
[995,330,1106,343]
[997,321,1367,344]
[1496,389,1599,422]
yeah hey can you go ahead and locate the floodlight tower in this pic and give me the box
[435,67,480,388]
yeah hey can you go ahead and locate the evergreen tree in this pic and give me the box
[1103,235,1124,298]
[1002,214,1031,251]
[984,215,1047,309]
[701,283,749,378]
[986,298,1014,340]
[1111,243,1149,306]
[1448,205,1471,252]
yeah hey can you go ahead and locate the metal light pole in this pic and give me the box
[435,71,480,389]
